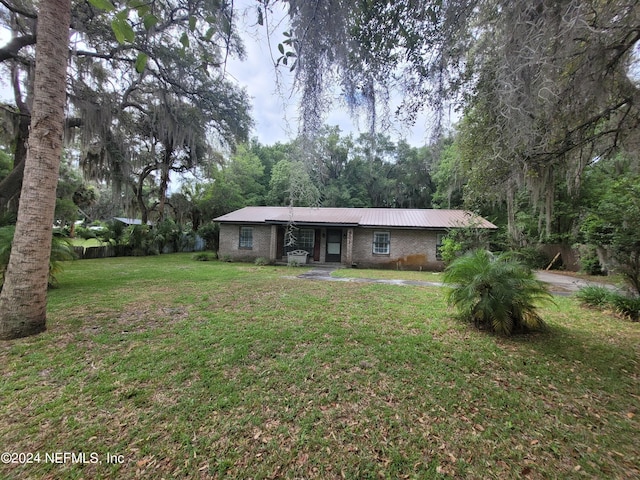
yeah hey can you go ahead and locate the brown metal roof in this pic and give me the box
[214,207,497,229]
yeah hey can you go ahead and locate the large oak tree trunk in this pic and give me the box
[0,0,70,340]
[157,148,173,221]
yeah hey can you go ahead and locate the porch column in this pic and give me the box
[345,228,354,265]
[269,225,277,261]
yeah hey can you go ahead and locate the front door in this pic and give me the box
[325,229,342,263]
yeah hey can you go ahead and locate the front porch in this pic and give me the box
[270,225,354,266]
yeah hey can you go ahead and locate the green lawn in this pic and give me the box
[1,254,638,479]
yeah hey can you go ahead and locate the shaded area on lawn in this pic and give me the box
[1,255,638,479]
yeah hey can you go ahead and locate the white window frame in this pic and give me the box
[297,228,315,252]
[239,226,253,249]
[372,231,390,255]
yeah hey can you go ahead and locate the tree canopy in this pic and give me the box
[0,0,252,216]
[271,0,640,240]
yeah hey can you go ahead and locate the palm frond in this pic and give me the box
[444,249,553,335]
[1,227,75,289]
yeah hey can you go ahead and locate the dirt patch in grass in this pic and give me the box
[79,306,190,335]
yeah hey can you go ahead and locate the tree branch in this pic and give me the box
[0,0,36,19]
[0,103,27,117]
[73,48,133,62]
[0,34,36,62]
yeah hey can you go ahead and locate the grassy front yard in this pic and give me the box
[1,254,638,479]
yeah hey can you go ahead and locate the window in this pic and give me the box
[373,232,390,255]
[436,233,446,261]
[298,229,315,252]
[239,226,253,249]
[284,228,315,255]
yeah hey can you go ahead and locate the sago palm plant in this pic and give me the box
[443,249,553,335]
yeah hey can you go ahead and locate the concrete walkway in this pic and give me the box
[294,266,616,296]
[297,266,444,287]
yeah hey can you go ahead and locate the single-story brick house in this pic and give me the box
[214,206,497,270]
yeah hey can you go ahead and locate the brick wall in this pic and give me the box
[351,228,445,270]
[219,224,447,270]
[218,224,272,261]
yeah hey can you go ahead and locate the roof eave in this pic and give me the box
[266,220,360,227]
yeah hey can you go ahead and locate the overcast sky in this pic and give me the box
[225,28,435,147]
[223,1,436,147]
[0,2,438,148]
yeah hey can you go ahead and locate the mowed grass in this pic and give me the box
[1,254,638,479]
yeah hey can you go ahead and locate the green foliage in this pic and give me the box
[577,286,640,322]
[0,211,16,228]
[0,226,12,284]
[55,198,79,226]
[575,286,614,308]
[51,0,252,226]
[254,257,269,266]
[267,159,294,205]
[392,140,435,208]
[72,184,98,209]
[439,237,463,265]
[49,234,76,287]
[440,225,494,265]
[581,170,640,295]
[97,220,127,246]
[99,221,157,256]
[192,252,217,261]
[196,221,219,251]
[64,127,460,230]
[0,149,12,182]
[510,246,550,270]
[443,250,553,335]
[260,130,442,209]
[226,145,267,206]
[195,170,246,220]
[54,158,88,225]
[188,142,271,222]
[75,225,100,240]
[609,295,640,322]
[88,0,115,11]
[126,224,156,256]
[432,140,465,209]
[0,226,75,289]
[249,140,288,181]
[152,218,181,253]
[576,244,604,276]
[88,0,164,48]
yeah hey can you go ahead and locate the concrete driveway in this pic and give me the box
[295,266,616,296]
[534,271,617,295]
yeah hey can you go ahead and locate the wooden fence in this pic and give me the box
[72,235,205,260]
[538,243,580,271]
